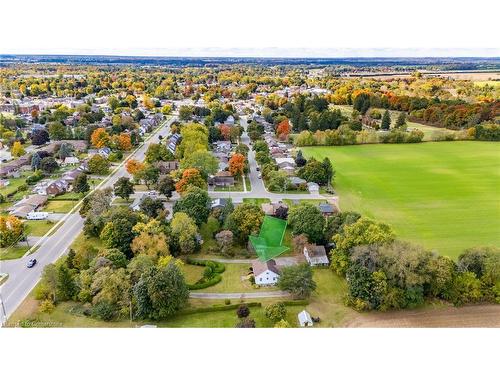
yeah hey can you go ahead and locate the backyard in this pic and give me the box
[302,141,500,258]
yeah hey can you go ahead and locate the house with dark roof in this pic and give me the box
[208,171,235,187]
[303,244,329,266]
[154,160,179,174]
[318,203,337,217]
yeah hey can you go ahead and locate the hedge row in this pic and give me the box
[281,299,309,306]
[188,274,222,290]
[180,302,262,315]
[186,258,225,273]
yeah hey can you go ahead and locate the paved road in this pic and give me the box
[189,291,290,299]
[0,117,176,322]
[208,115,327,202]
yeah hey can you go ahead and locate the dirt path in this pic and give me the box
[345,304,500,328]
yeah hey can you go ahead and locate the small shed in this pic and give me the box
[298,310,313,327]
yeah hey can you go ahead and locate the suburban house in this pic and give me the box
[252,259,280,286]
[208,171,235,187]
[154,160,179,174]
[130,195,147,211]
[303,244,329,266]
[318,203,336,217]
[88,147,111,158]
[225,115,235,125]
[0,155,30,178]
[261,202,288,216]
[307,182,320,194]
[9,194,48,218]
[211,198,229,210]
[167,133,182,154]
[298,310,313,327]
[46,179,69,196]
[63,156,79,165]
[213,140,232,153]
[61,169,84,184]
[288,176,307,189]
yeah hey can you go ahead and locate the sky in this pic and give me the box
[1,0,499,57]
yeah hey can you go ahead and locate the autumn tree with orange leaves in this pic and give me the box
[113,133,132,151]
[126,159,145,178]
[229,153,246,177]
[90,128,111,148]
[219,124,231,141]
[276,118,291,141]
[175,168,207,194]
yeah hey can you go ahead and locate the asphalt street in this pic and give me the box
[0,117,176,322]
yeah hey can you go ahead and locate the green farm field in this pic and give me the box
[302,141,500,258]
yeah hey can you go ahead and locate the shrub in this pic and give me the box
[235,317,256,328]
[34,282,52,301]
[39,299,55,314]
[92,300,117,321]
[224,299,231,305]
[236,304,250,318]
[274,319,291,328]
[180,302,261,315]
[265,302,287,322]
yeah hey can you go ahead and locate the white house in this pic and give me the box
[298,310,313,327]
[226,115,235,125]
[307,182,320,194]
[63,156,79,165]
[252,259,280,286]
[303,244,329,266]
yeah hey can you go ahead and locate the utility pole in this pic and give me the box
[0,292,7,327]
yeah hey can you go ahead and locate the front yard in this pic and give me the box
[45,200,77,213]
[24,220,60,236]
[0,245,29,260]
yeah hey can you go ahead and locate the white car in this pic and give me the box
[146,191,158,198]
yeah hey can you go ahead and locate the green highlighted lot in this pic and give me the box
[302,141,500,258]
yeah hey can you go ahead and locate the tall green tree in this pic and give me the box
[113,177,134,201]
[133,263,189,320]
[287,203,325,243]
[277,263,317,299]
[381,110,391,130]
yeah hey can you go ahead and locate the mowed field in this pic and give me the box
[302,141,500,258]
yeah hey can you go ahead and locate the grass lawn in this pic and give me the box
[24,220,59,236]
[242,198,270,205]
[0,245,29,260]
[50,192,81,200]
[307,268,356,327]
[302,141,500,258]
[180,263,205,285]
[8,295,305,328]
[201,263,268,293]
[283,198,327,207]
[0,177,26,196]
[8,268,347,328]
[45,200,77,213]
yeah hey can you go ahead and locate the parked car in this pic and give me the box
[146,191,158,198]
[258,173,262,179]
[27,259,37,268]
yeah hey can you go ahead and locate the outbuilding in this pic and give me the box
[298,310,313,327]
